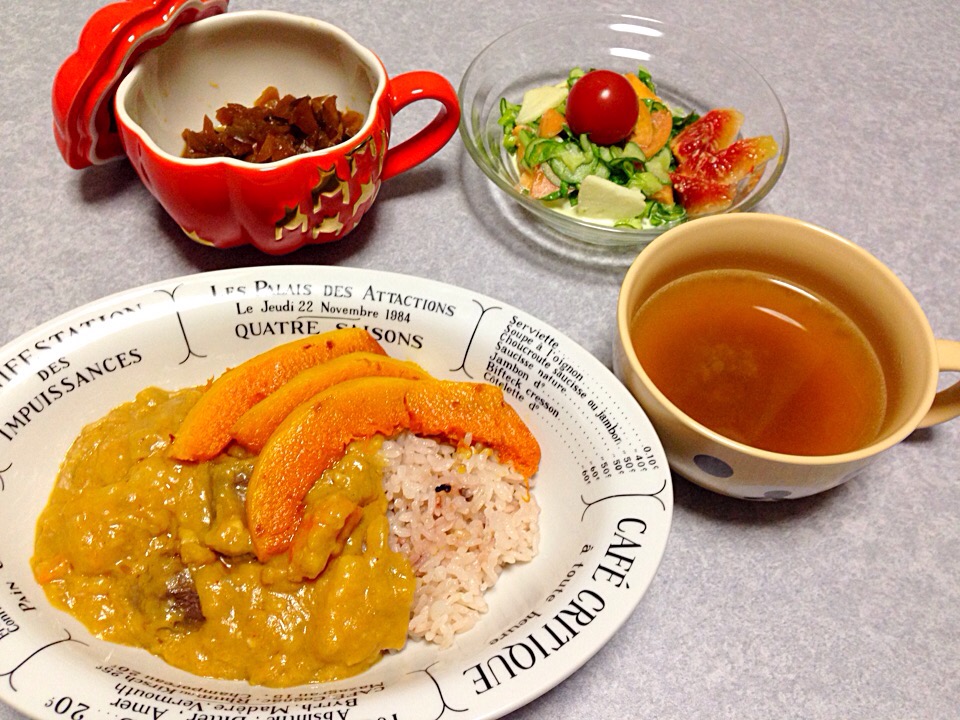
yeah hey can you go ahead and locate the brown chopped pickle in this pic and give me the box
[181,86,365,162]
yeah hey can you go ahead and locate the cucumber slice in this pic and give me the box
[646,147,673,183]
[627,171,665,196]
[523,137,565,167]
[548,156,598,185]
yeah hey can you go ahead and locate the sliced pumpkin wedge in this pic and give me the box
[231,352,431,453]
[247,376,541,560]
[170,328,386,462]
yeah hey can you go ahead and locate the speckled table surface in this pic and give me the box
[1,1,958,718]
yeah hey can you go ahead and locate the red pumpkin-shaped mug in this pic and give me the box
[53,2,460,254]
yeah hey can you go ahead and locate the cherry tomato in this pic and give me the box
[565,70,640,145]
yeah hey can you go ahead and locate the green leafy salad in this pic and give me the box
[498,66,700,229]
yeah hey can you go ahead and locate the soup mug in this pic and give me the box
[53,2,460,254]
[614,213,960,499]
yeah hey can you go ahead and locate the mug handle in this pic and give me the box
[918,338,960,428]
[381,70,461,181]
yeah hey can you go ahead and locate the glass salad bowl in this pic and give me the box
[459,13,789,251]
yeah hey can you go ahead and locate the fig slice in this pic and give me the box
[670,173,738,217]
[686,136,779,186]
[669,108,744,166]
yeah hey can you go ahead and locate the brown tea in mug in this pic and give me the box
[630,269,887,455]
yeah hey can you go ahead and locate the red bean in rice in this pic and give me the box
[381,432,540,647]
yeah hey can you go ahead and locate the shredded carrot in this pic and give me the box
[538,107,565,138]
[530,167,560,198]
[650,184,675,205]
[623,72,660,102]
[641,108,674,158]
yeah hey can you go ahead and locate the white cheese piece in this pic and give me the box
[576,175,648,221]
[516,84,569,125]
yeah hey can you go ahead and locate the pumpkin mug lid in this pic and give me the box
[52,0,229,169]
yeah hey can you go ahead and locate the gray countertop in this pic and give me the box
[1,1,958,718]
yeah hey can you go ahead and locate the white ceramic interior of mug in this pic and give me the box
[617,214,939,465]
[114,10,384,162]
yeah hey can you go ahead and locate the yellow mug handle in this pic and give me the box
[918,338,960,428]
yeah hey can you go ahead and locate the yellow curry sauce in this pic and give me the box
[31,387,416,686]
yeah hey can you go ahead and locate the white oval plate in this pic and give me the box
[0,266,671,720]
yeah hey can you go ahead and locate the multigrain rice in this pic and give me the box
[381,433,540,647]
